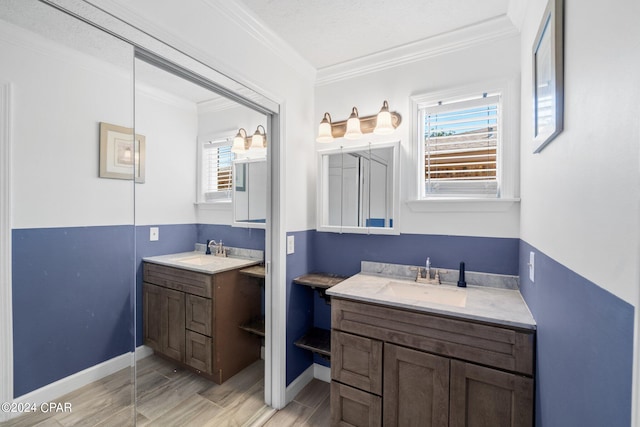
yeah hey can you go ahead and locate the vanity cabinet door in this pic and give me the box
[163,287,186,362]
[143,283,185,362]
[449,360,533,427]
[143,283,163,352]
[383,344,449,427]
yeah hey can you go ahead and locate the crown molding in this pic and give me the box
[316,15,519,86]
[207,0,316,81]
[507,0,531,32]
[86,0,315,85]
[135,82,198,112]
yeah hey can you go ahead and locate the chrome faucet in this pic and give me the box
[206,239,227,257]
[415,257,441,285]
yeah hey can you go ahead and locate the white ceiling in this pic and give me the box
[237,0,510,69]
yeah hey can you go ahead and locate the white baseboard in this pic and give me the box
[284,362,331,405]
[12,345,150,417]
[136,345,154,361]
[313,363,331,383]
[285,365,314,404]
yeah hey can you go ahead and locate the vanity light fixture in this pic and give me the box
[232,128,249,153]
[232,125,267,153]
[344,107,363,140]
[373,100,394,135]
[316,113,334,143]
[250,125,267,149]
[316,100,402,142]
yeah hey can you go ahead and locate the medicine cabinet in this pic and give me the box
[233,158,267,228]
[317,141,400,234]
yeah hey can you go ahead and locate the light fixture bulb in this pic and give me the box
[316,112,334,143]
[374,100,394,135]
[251,125,266,149]
[344,107,362,140]
[232,128,247,153]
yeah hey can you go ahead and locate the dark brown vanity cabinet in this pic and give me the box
[331,298,535,427]
[143,262,261,384]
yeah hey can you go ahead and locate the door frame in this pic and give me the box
[0,81,13,423]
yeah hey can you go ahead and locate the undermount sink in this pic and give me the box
[172,254,227,266]
[376,281,467,307]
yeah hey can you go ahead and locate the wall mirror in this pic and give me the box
[233,158,267,228]
[317,141,400,234]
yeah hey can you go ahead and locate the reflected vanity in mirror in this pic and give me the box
[317,141,400,234]
[233,158,267,228]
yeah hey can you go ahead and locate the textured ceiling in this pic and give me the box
[237,0,509,69]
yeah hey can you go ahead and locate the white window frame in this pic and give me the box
[409,78,520,212]
[196,131,235,205]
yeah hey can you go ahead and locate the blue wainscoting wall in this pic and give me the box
[12,223,265,397]
[284,231,315,385]
[518,241,634,427]
[12,226,135,397]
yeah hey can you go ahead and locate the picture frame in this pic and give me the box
[532,0,564,153]
[99,122,146,183]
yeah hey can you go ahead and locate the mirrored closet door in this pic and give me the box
[0,0,137,424]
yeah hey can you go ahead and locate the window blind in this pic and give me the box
[203,142,233,201]
[423,94,500,197]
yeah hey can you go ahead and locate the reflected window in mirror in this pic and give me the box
[197,135,234,203]
[318,141,400,235]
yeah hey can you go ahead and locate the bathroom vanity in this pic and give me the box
[327,265,536,427]
[142,252,262,384]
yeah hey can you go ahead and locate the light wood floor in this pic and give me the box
[1,355,329,427]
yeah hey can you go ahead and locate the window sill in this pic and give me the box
[194,200,232,210]
[406,198,520,213]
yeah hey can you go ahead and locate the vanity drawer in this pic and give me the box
[185,330,213,374]
[144,263,212,298]
[332,330,383,395]
[332,298,534,376]
[331,382,381,427]
[186,294,212,336]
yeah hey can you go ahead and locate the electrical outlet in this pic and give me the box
[287,235,295,254]
[528,251,535,282]
[150,227,159,242]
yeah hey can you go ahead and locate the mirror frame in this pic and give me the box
[317,140,400,235]
[233,157,267,229]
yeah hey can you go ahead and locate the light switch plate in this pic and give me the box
[529,251,535,282]
[150,227,159,241]
[287,235,295,254]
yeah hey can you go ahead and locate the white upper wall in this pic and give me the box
[89,0,318,232]
[519,0,640,305]
[134,83,199,226]
[315,34,522,238]
[2,20,136,229]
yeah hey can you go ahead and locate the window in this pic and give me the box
[421,94,500,197]
[411,79,519,209]
[199,137,234,202]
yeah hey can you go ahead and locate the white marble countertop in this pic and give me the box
[143,251,260,275]
[326,272,536,330]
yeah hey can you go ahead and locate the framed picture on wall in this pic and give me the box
[99,122,146,183]
[533,0,564,153]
